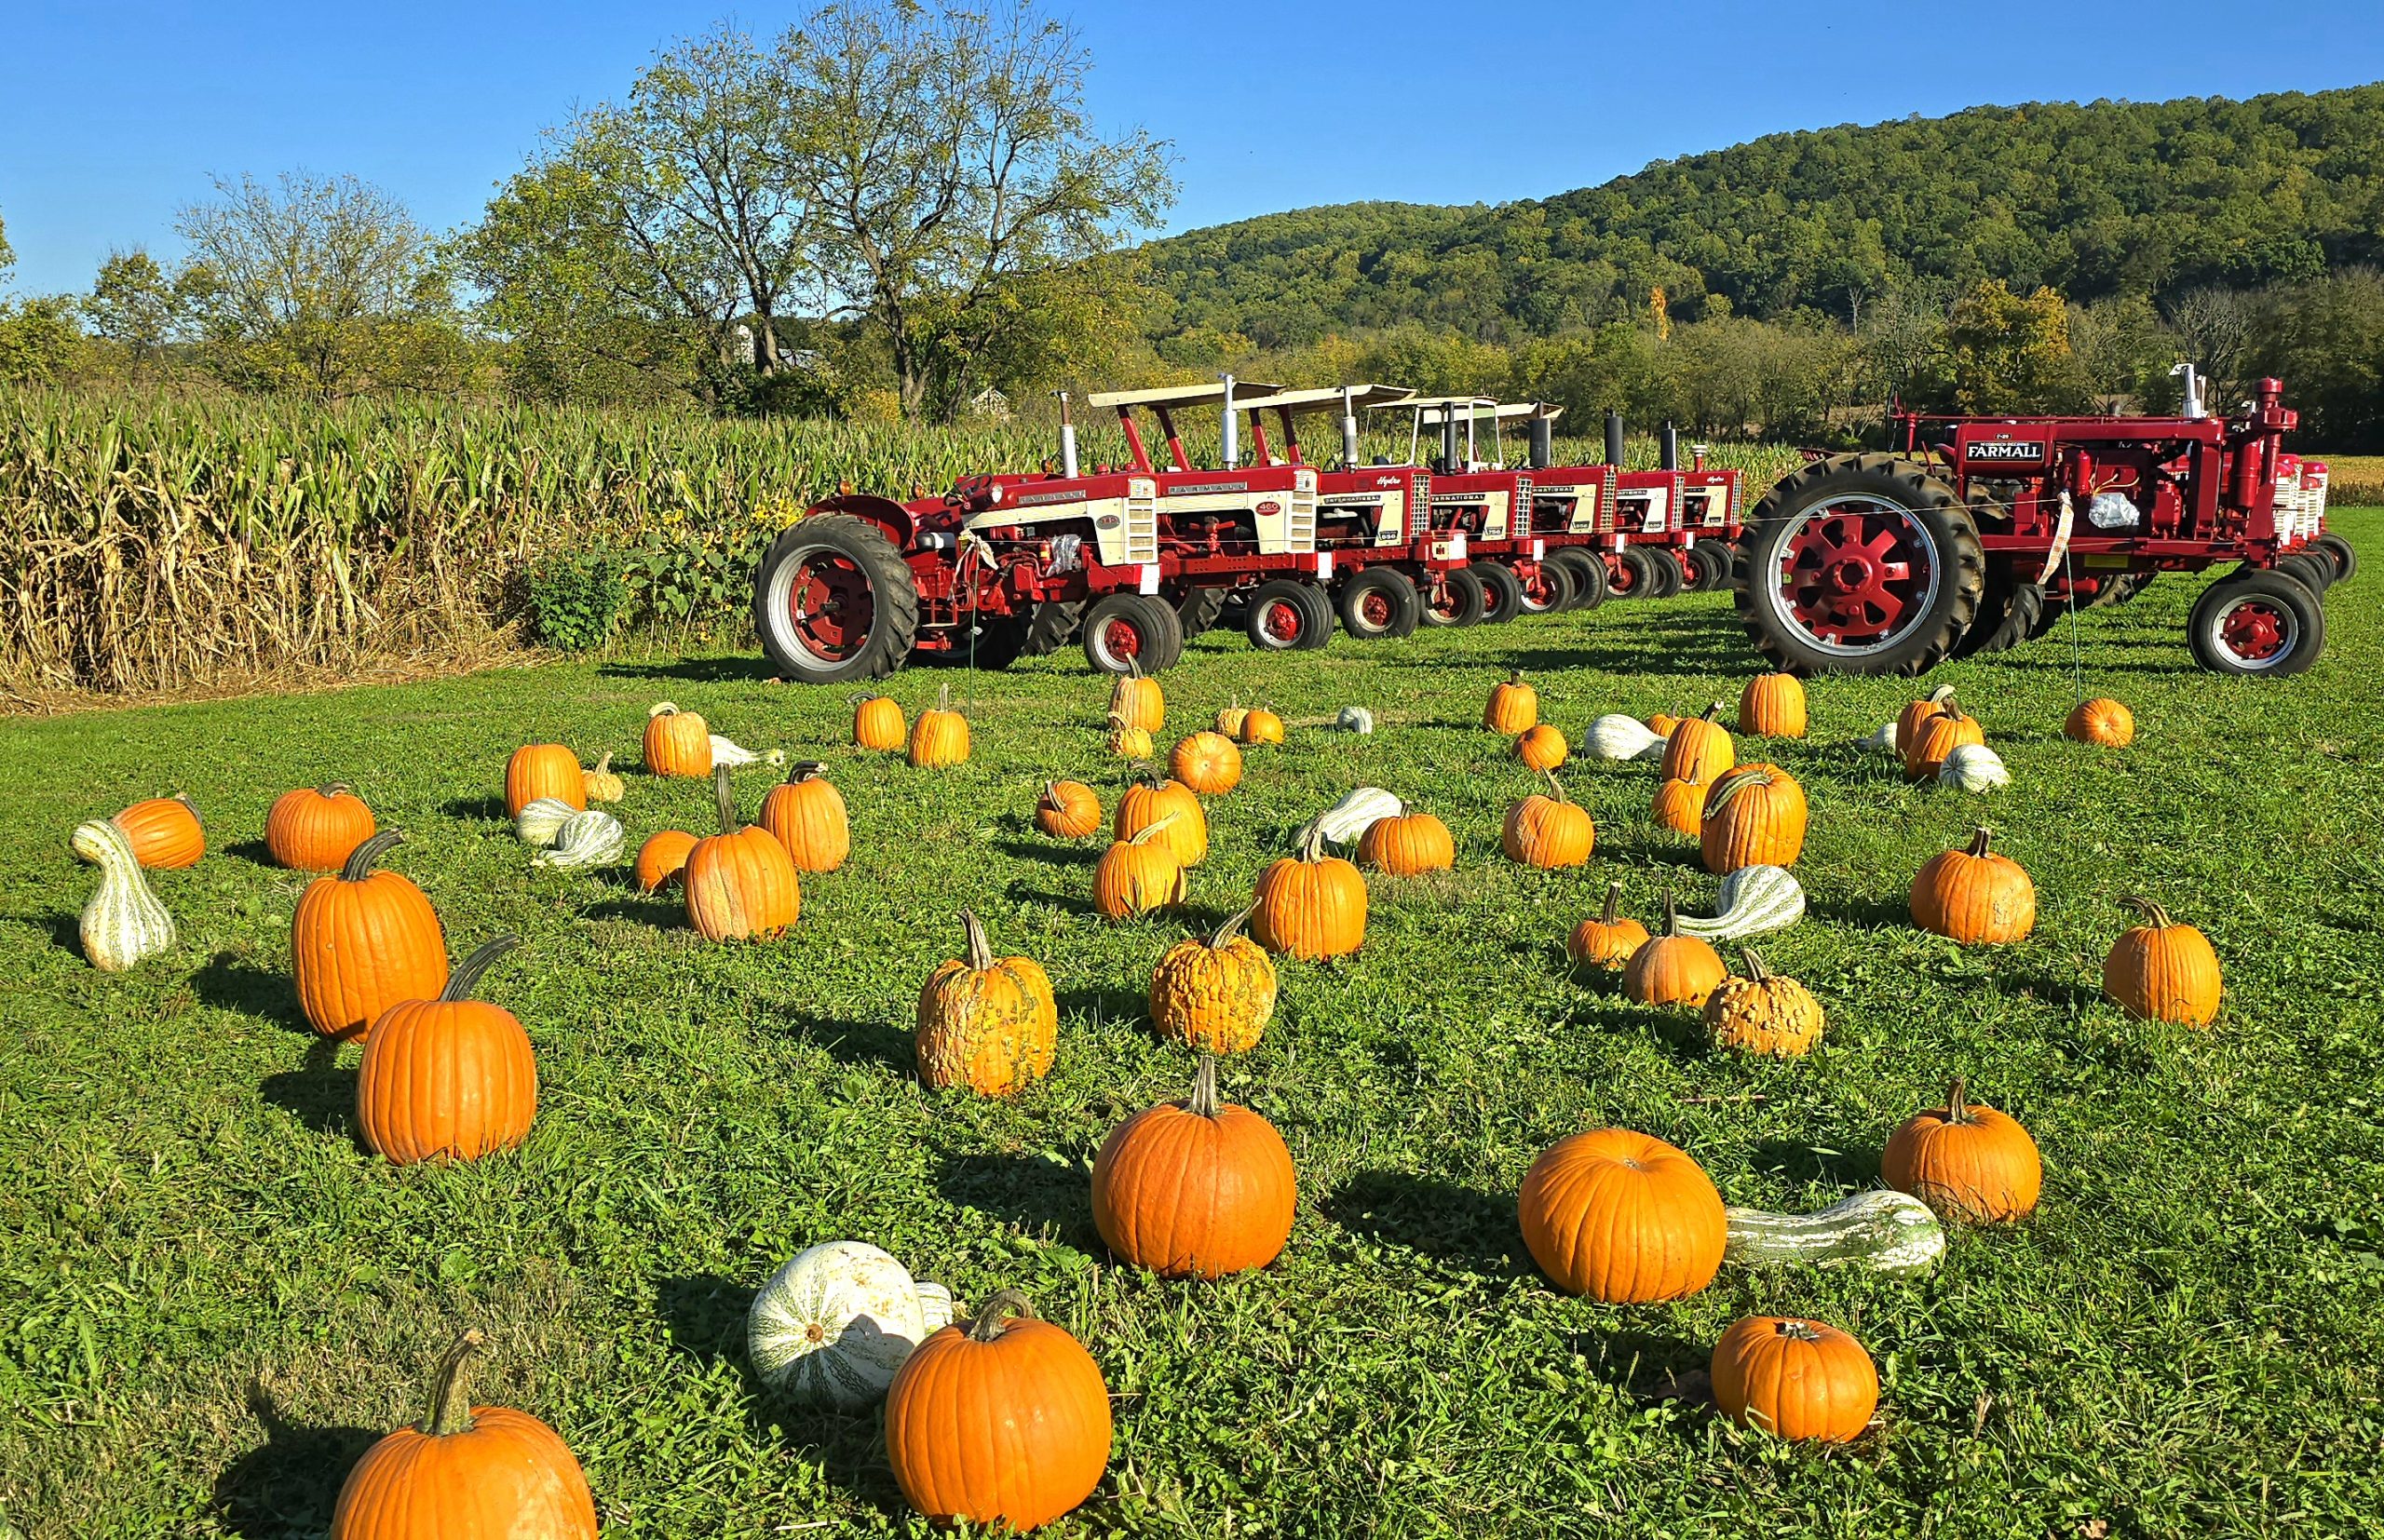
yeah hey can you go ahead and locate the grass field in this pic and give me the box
[4,522,2381,1537]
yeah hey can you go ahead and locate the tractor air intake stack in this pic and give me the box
[1659,422,1680,471]
[1054,390,1078,479]
[1528,408,1552,470]
[1339,387,1361,468]
[1219,374,1239,467]
[1604,410,1625,467]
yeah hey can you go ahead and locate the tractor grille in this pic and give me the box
[1289,472,1318,552]
[1125,480,1158,563]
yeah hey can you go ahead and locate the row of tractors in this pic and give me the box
[750,368,2350,682]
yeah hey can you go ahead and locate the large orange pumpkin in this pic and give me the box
[1251,823,1367,960]
[505,744,585,817]
[267,783,377,872]
[1115,776,1207,867]
[633,830,697,893]
[1881,1076,2042,1223]
[112,794,205,869]
[2102,896,2222,1025]
[1700,763,1808,873]
[1092,819,1188,921]
[759,761,849,873]
[1148,908,1278,1053]
[1359,803,1454,876]
[1035,780,1103,840]
[1711,1317,1878,1443]
[1517,1128,1727,1302]
[328,1331,598,1540]
[1660,704,1735,784]
[1484,670,1538,735]
[1739,673,1808,738]
[1566,882,1649,971]
[684,766,802,941]
[883,1291,1112,1533]
[1502,774,1593,869]
[1911,826,2034,943]
[1170,731,1243,795]
[644,701,712,777]
[357,936,538,1165]
[2066,696,2134,747]
[1903,694,1984,780]
[292,830,448,1041]
[1091,1055,1296,1277]
[910,684,972,768]
[915,911,1057,1097]
[1621,894,1728,1007]
[853,694,906,751]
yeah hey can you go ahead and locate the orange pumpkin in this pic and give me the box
[1895,684,1958,750]
[1646,712,1683,739]
[884,1291,1112,1533]
[1109,659,1165,734]
[1170,731,1243,795]
[1502,773,1594,869]
[759,761,849,873]
[2066,696,2134,747]
[1739,672,1808,738]
[909,683,972,768]
[1093,819,1188,921]
[1514,723,1568,771]
[684,766,801,941]
[1104,710,1154,761]
[1149,907,1278,1054]
[633,830,698,893]
[1566,882,1649,971]
[1660,703,1735,784]
[1092,1055,1296,1278]
[505,744,585,817]
[357,936,537,1165]
[1703,948,1824,1057]
[1116,776,1207,868]
[1251,823,1367,960]
[1903,693,1984,780]
[1712,1317,1878,1443]
[1238,708,1286,746]
[328,1331,598,1540]
[644,701,712,777]
[267,783,376,872]
[1035,780,1103,840]
[915,911,1057,1097]
[1911,826,2034,944]
[1882,1076,2042,1223]
[1358,803,1454,876]
[1517,1128,1727,1302]
[1621,894,1727,1007]
[2102,896,2222,1025]
[854,694,907,751]
[1484,669,1538,735]
[1700,763,1808,873]
[292,830,448,1041]
[111,794,205,869]
[1651,776,1705,838]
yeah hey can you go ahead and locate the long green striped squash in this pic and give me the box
[1674,864,1805,941]
[1724,1190,1944,1276]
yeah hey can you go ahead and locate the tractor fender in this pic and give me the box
[807,493,917,549]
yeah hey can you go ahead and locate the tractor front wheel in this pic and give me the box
[2314,532,2358,586]
[1337,568,1422,639]
[1549,548,1607,611]
[2188,568,2324,676]
[752,513,922,684]
[1686,543,1732,592]
[1244,580,1319,653]
[1417,567,1487,628]
[1608,546,1659,600]
[1513,561,1574,615]
[1470,561,1526,622]
[1080,593,1185,675]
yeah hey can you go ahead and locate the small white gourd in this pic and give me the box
[709,733,785,768]
[748,1241,954,1408]
[73,819,177,972]
[1862,721,1901,753]
[1938,743,2011,792]
[533,809,626,868]
[1311,787,1403,845]
[1586,713,1668,761]
[1334,706,1375,734]
[514,797,578,847]
[1673,864,1805,940]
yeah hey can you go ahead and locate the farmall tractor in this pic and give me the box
[1730,370,2352,677]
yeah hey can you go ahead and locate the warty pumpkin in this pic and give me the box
[1484,669,1538,735]
[1740,672,1808,738]
[1703,948,1824,1057]
[1910,826,2034,944]
[684,765,802,941]
[2066,696,2135,747]
[1651,776,1705,838]
[1515,723,1569,771]
[909,683,972,768]
[73,818,177,971]
[505,744,585,817]
[1214,699,1251,738]
[2102,896,2222,1025]
[328,1330,598,1540]
[580,752,624,804]
[1700,762,1808,873]
[1711,1317,1878,1443]
[267,783,376,872]
[1660,703,1735,784]
[1518,1128,1727,1302]
[1358,802,1454,876]
[110,794,204,869]
[293,830,448,1040]
[1108,658,1165,734]
[1093,818,1188,921]
[1621,893,1728,1007]
[1035,780,1103,840]
[883,1291,1112,1533]
[915,911,1057,1096]
[357,935,538,1165]
[1502,773,1594,869]
[1251,821,1368,960]
[1105,711,1154,761]
[1092,1055,1296,1278]
[1149,907,1277,1053]
[633,830,698,893]
[760,762,850,873]
[1903,693,1984,780]
[1566,882,1649,971]
[854,694,907,750]
[1881,1076,2042,1223]
[644,701,713,777]
[1238,707,1286,746]
[1115,775,1207,867]
[1170,730,1243,795]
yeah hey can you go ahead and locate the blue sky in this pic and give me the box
[3,0,2380,296]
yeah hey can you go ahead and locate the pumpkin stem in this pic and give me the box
[1946,1075,1971,1126]
[315,781,351,800]
[172,791,202,830]
[1207,904,1256,949]
[787,760,826,785]
[1966,826,1995,859]
[1938,692,1963,721]
[965,1289,1036,1342]
[440,935,522,1003]
[1929,683,1957,705]
[959,910,995,971]
[1187,1053,1224,1119]
[1740,947,1770,984]
[1128,812,1181,846]
[422,1329,485,1438]
[713,763,738,835]
[1701,702,1723,723]
[1599,881,1623,925]
[592,752,612,777]
[1774,1319,1824,1343]
[1296,819,1331,862]
[650,701,680,719]
[1542,768,1567,803]
[1662,888,1681,937]
[339,828,405,883]
[2121,895,2173,929]
[936,682,953,713]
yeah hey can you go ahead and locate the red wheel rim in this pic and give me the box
[785,553,875,662]
[2215,595,2292,665]
[1260,599,1303,642]
[1608,560,1636,596]
[1480,582,1505,619]
[1427,585,1459,620]
[1769,498,1941,656]
[1520,569,1556,608]
[1360,589,1393,628]
[1100,616,1144,661]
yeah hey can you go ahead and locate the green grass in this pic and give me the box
[4,522,2382,1537]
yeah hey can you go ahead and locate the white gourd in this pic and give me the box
[1862,721,1901,753]
[1334,706,1375,734]
[1724,1190,1945,1276]
[1673,864,1805,940]
[73,819,177,971]
[1312,787,1403,845]
[1586,714,1668,761]
[514,797,578,847]
[533,810,626,868]
[709,734,785,768]
[1938,743,2011,792]
[748,1241,953,1408]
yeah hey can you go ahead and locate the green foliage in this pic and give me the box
[525,545,628,653]
[0,296,80,385]
[1944,280,2081,413]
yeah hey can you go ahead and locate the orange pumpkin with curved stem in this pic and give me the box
[1895,683,1957,750]
[1517,1128,1727,1302]
[1700,762,1808,873]
[915,911,1056,1096]
[1358,802,1454,876]
[633,830,697,893]
[328,1331,598,1539]
[1911,826,2034,943]
[1035,780,1103,840]
[1149,907,1277,1053]
[1566,882,1649,970]
[1515,723,1568,771]
[853,694,906,750]
[1712,1317,1877,1443]
[2102,896,2221,1025]
[1484,669,1538,734]
[1170,731,1243,795]
[267,783,376,872]
[505,744,585,817]
[1093,818,1188,921]
[684,766,801,941]
[357,936,538,1165]
[909,683,971,768]
[1621,894,1727,1007]
[292,830,448,1041]
[1660,703,1734,784]
[1252,822,1367,960]
[1092,1055,1295,1277]
[111,794,205,869]
[1903,693,1984,779]
[760,761,849,872]
[1647,712,1683,739]
[1739,673,1808,738]
[1108,658,1165,734]
[2066,696,2135,747]
[644,701,712,777]
[1882,1076,2042,1223]
[1651,776,1705,838]
[1237,708,1286,746]
[1116,775,1207,867]
[1502,772,1593,868]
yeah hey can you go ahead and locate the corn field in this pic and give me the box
[0,386,1807,703]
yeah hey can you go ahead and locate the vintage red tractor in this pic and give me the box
[1731,370,2344,677]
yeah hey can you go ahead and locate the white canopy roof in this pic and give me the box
[1087,381,1284,410]
[1235,384,1416,416]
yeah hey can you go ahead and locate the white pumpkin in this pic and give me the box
[1673,864,1805,940]
[533,809,626,868]
[1586,713,1667,761]
[73,819,177,972]
[1862,721,1901,753]
[1311,787,1402,845]
[1938,743,2011,792]
[514,797,578,847]
[709,733,785,768]
[1334,706,1375,734]
[749,1241,953,1408]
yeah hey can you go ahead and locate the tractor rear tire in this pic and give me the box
[1021,598,1084,656]
[752,513,922,685]
[1953,566,2045,659]
[1177,587,1228,640]
[2314,532,2358,585]
[1646,548,1686,600]
[1549,548,1606,611]
[2083,571,2151,609]
[2188,569,2325,676]
[1610,546,1659,600]
[1513,561,1574,615]
[1418,567,1486,628]
[1471,561,1526,623]
[1244,579,1321,653]
[1080,593,1184,675]
[1292,583,1334,650]
[1337,568,1422,640]
[1732,453,1984,677]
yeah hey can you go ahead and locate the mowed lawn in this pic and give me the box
[4,521,2382,1538]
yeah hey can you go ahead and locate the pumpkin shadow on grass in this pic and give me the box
[259,1037,359,1140]
[1750,1136,1876,1187]
[767,1013,914,1074]
[1561,1326,1715,1408]
[936,1151,1104,1253]
[210,1380,378,1537]
[193,951,311,1033]
[994,835,1099,869]
[1055,984,1152,1032]
[1322,1170,1524,1277]
[440,794,509,824]
[1003,882,1103,919]
[223,838,277,867]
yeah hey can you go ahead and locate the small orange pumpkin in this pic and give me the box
[1251,822,1367,961]
[505,743,585,817]
[1035,780,1103,840]
[1903,693,1984,780]
[1092,1055,1296,1278]
[1116,775,1207,867]
[1093,818,1188,921]
[1238,708,1286,746]
[2066,696,2134,747]
[1621,894,1727,1007]
[854,694,907,750]
[633,830,698,893]
[1566,882,1650,971]
[1517,1128,1727,1302]
[1502,773,1594,869]
[684,765,802,941]
[1170,731,1243,795]
[909,683,971,768]
[1359,802,1454,876]
[357,935,538,1165]
[1514,723,1568,771]
[1712,1317,1878,1443]
[759,761,849,873]
[1484,669,1538,735]
[1881,1075,2042,1223]
[915,911,1057,1097]
[1700,762,1808,873]
[292,830,448,1041]
[111,794,205,869]
[267,783,376,872]
[1660,703,1735,784]
[1651,776,1705,838]
[1911,826,2034,944]
[1739,672,1808,738]
[1647,712,1683,739]
[1895,684,1958,750]
[2102,896,2221,1025]
[644,701,712,777]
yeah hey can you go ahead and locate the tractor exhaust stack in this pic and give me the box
[1219,374,1239,467]
[1659,421,1680,472]
[1604,410,1625,467]
[1528,408,1552,470]
[1054,390,1078,479]
[1340,386,1361,468]
[1440,408,1459,473]
[2173,362,2206,420]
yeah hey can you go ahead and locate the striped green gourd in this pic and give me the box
[72,818,177,971]
[1724,1190,1945,1276]
[1674,864,1804,940]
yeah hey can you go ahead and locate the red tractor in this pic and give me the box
[1522,410,1743,602]
[1731,371,2350,677]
